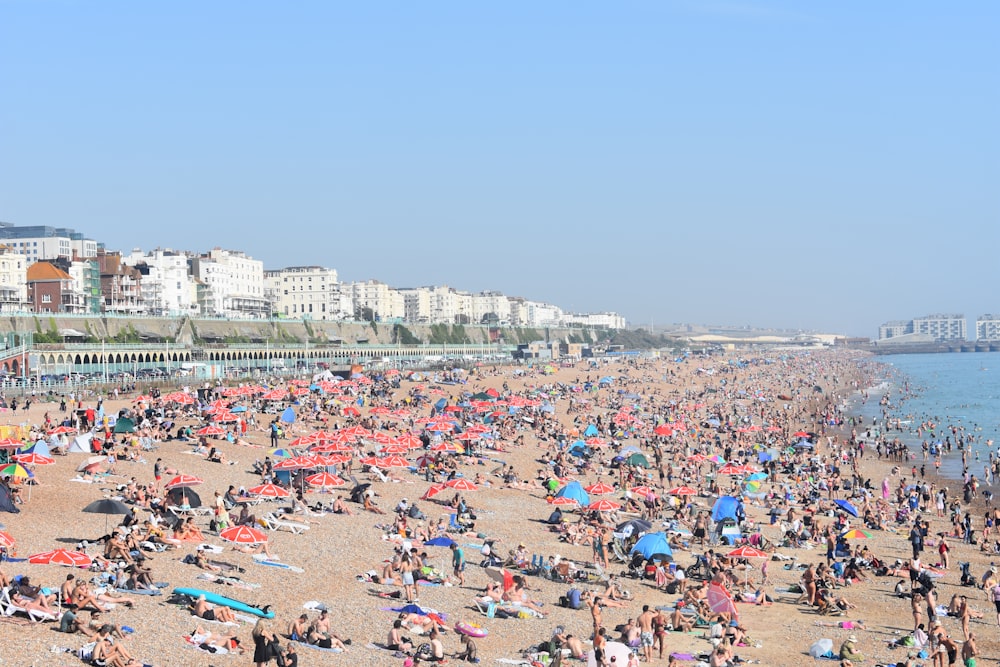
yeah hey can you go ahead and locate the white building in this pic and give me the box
[398,288,432,323]
[264,266,351,320]
[190,248,268,318]
[0,245,28,311]
[912,314,966,341]
[347,280,405,321]
[878,320,913,340]
[123,248,199,316]
[976,315,1000,341]
[470,291,512,325]
[563,311,626,329]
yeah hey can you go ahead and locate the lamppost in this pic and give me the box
[266,337,270,374]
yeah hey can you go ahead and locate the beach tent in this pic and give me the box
[0,483,19,514]
[67,435,91,454]
[280,407,296,424]
[584,425,599,437]
[626,453,650,469]
[630,532,673,561]
[554,481,590,507]
[23,441,50,457]
[711,496,744,523]
[113,417,136,434]
[616,519,652,539]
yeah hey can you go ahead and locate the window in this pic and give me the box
[41,294,51,303]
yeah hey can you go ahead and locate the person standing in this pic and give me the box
[450,542,465,587]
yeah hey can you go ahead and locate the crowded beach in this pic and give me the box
[0,349,996,666]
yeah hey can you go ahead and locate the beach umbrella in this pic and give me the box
[585,482,617,495]
[0,531,15,548]
[12,453,55,466]
[248,483,292,498]
[82,498,132,532]
[588,641,630,667]
[165,474,204,490]
[304,473,346,490]
[377,455,410,469]
[444,478,478,491]
[195,425,226,437]
[28,548,92,568]
[77,456,106,473]
[687,454,708,462]
[166,487,202,508]
[629,486,655,497]
[47,425,77,436]
[220,525,268,544]
[706,582,738,619]
[792,431,811,438]
[0,437,23,450]
[267,448,294,459]
[0,463,31,479]
[726,545,769,559]
[833,499,859,517]
[273,456,320,471]
[616,519,652,539]
[668,486,698,497]
[653,425,674,436]
[717,463,745,475]
[547,496,579,506]
[422,484,448,501]
[586,499,621,512]
[841,528,872,539]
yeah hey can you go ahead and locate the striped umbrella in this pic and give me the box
[305,472,347,490]
[28,548,93,568]
[220,525,268,544]
[444,478,478,491]
[586,499,621,512]
[248,483,291,498]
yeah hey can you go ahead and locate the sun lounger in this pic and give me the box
[0,587,60,622]
[261,512,310,534]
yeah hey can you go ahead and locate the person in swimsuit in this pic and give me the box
[192,594,237,624]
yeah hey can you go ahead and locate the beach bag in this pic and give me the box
[78,642,96,661]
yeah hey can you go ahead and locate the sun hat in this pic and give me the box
[847,635,857,643]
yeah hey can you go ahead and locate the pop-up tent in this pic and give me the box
[630,532,673,561]
[67,435,91,454]
[711,495,744,523]
[113,417,136,434]
[554,480,590,507]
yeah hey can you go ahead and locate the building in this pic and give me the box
[469,291,512,325]
[97,250,144,314]
[26,261,86,313]
[123,248,199,316]
[346,280,405,321]
[0,245,28,311]
[563,311,626,330]
[0,223,97,262]
[190,248,268,318]
[976,315,1000,341]
[912,314,966,341]
[264,266,350,320]
[878,320,913,340]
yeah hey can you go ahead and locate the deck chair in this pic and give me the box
[261,512,310,534]
[0,587,59,622]
[369,467,389,483]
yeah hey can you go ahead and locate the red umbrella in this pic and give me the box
[220,525,268,544]
[422,484,448,500]
[547,496,579,506]
[305,472,346,489]
[377,455,410,469]
[586,499,621,512]
[12,452,55,466]
[29,548,92,567]
[47,425,77,436]
[0,531,15,548]
[164,474,204,489]
[0,437,23,449]
[273,456,320,471]
[444,478,478,491]
[668,486,699,496]
[717,464,745,475]
[726,545,769,559]
[629,486,655,497]
[792,431,811,438]
[248,483,291,498]
[653,425,674,436]
[195,425,226,437]
[585,482,617,495]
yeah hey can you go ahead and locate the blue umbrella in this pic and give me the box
[833,499,859,517]
[424,536,457,547]
[630,532,673,561]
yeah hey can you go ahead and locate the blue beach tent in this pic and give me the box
[630,532,673,561]
[554,480,590,507]
[711,496,744,523]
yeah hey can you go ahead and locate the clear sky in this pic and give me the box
[1,2,996,337]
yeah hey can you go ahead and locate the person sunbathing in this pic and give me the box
[332,495,355,516]
[192,595,238,624]
[233,541,275,558]
[91,624,138,667]
[387,619,413,654]
[670,607,696,632]
[189,625,242,653]
[364,492,387,515]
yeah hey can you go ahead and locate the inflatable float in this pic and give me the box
[173,587,275,618]
[454,621,488,638]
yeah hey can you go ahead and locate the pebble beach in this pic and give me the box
[1,349,998,667]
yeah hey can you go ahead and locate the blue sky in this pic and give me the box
[1,1,996,337]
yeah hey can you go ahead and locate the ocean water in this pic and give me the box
[851,352,1000,481]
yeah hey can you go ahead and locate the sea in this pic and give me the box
[849,352,1000,483]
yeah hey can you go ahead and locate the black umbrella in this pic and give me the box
[167,487,202,508]
[82,498,132,532]
[349,483,371,504]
